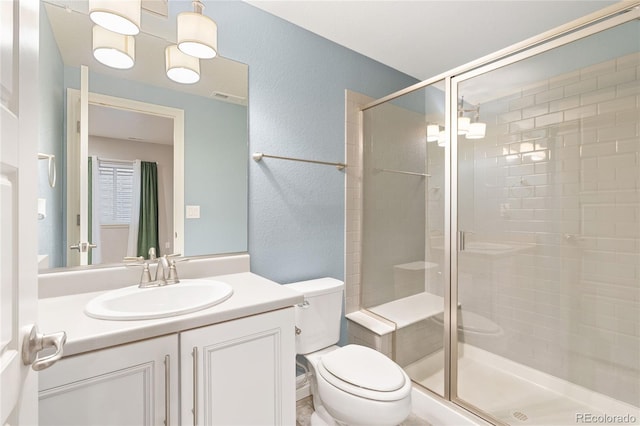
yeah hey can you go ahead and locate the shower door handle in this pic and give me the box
[458,230,474,251]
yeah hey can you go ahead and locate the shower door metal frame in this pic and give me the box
[359,1,640,425]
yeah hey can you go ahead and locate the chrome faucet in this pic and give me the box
[124,250,185,288]
[154,255,170,284]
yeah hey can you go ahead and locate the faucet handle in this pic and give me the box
[166,261,180,284]
[165,256,189,285]
[139,263,153,285]
[124,259,153,286]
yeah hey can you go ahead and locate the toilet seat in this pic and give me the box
[317,345,410,402]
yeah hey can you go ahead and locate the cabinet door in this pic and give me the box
[181,308,296,426]
[39,334,179,426]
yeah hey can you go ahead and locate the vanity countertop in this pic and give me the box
[39,272,304,357]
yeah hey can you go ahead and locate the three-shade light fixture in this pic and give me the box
[89,0,218,84]
[427,97,487,146]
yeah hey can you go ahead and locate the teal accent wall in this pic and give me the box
[38,4,65,268]
[63,67,248,257]
[194,1,419,284]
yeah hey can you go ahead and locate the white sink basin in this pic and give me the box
[85,279,233,321]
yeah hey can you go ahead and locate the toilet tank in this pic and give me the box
[284,278,344,355]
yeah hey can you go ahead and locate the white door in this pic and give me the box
[1,1,66,424]
[66,66,90,266]
[0,0,39,424]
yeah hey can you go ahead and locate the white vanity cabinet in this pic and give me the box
[180,307,296,426]
[38,307,296,426]
[38,334,179,426]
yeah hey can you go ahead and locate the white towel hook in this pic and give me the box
[38,153,57,188]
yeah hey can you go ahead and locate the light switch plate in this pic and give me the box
[186,205,200,219]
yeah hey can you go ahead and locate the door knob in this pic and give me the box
[69,241,97,252]
[21,324,67,371]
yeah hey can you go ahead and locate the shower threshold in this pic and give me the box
[405,344,639,425]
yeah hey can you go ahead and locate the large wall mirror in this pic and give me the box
[38,0,248,271]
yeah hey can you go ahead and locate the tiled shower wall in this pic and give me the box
[345,91,429,312]
[460,52,639,405]
[360,103,427,308]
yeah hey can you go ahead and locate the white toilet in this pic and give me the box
[286,278,412,426]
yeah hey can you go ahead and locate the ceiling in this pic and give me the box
[51,1,622,140]
[89,104,174,145]
[245,0,619,81]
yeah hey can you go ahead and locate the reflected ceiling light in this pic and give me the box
[457,117,471,135]
[458,97,486,139]
[426,124,440,143]
[457,96,470,135]
[177,1,218,59]
[524,151,547,162]
[437,131,447,147]
[466,122,487,139]
[465,105,486,139]
[89,0,141,36]
[165,45,200,84]
[92,25,135,70]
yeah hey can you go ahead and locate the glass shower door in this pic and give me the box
[453,17,639,425]
[361,83,447,397]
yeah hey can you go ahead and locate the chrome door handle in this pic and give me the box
[21,324,67,371]
[69,241,97,252]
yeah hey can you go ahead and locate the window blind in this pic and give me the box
[98,159,134,225]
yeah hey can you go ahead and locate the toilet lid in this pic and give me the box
[319,345,407,395]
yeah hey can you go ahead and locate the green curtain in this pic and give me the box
[137,161,160,258]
